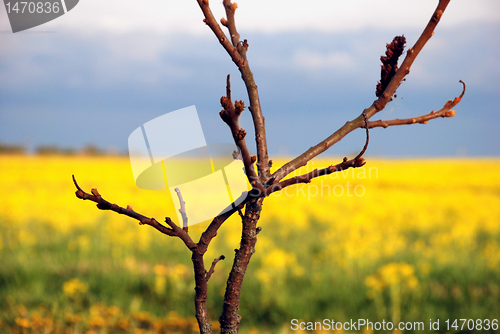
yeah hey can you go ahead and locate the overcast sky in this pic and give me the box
[1,0,499,157]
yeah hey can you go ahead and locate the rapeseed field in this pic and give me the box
[0,155,499,333]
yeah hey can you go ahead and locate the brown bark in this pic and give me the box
[220,198,263,334]
[192,250,212,334]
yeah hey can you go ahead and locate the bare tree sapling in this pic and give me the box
[73,1,464,333]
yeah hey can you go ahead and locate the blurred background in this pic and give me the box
[1,1,500,333]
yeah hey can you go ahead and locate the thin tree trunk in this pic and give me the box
[192,250,213,334]
[220,198,263,333]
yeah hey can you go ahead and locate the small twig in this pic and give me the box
[72,175,197,249]
[197,0,244,67]
[366,80,465,129]
[222,0,240,48]
[72,175,176,236]
[219,75,265,194]
[197,194,251,254]
[175,187,189,231]
[264,120,370,196]
[206,255,225,281]
[356,113,370,159]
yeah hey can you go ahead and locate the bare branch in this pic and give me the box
[164,217,197,250]
[270,117,364,185]
[264,116,369,196]
[367,0,452,116]
[190,197,249,334]
[196,0,244,67]
[188,194,250,334]
[206,255,225,281]
[73,175,176,236]
[196,0,271,180]
[222,0,240,48]
[219,75,265,194]
[271,0,453,183]
[198,196,249,254]
[356,113,370,159]
[367,80,466,129]
[175,187,189,230]
[73,175,197,250]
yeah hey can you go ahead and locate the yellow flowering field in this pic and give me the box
[0,155,499,333]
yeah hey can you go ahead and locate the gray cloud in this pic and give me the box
[0,21,498,156]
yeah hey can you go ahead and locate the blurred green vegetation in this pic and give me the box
[1,157,500,333]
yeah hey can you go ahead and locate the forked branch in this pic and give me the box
[72,175,196,250]
[73,173,248,334]
[367,80,465,129]
[206,255,226,281]
[197,0,270,180]
[271,0,455,183]
[197,198,248,254]
[222,0,240,48]
[369,0,451,116]
[219,75,265,194]
[264,116,370,196]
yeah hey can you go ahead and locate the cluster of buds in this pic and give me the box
[219,96,246,124]
[376,35,406,97]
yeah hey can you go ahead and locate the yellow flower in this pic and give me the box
[88,315,106,328]
[153,264,168,276]
[63,278,89,300]
[377,262,418,290]
[15,317,31,329]
[365,275,384,293]
[366,262,419,293]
